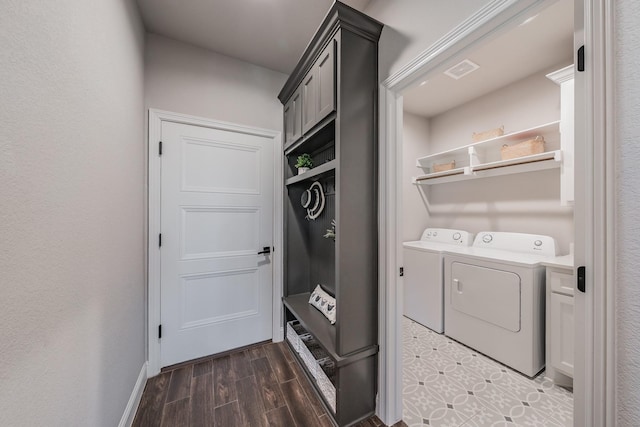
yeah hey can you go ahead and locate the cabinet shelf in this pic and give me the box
[286,160,336,186]
[414,150,562,185]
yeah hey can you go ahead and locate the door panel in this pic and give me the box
[181,138,260,194]
[317,39,336,121]
[291,86,302,142]
[551,292,574,377]
[302,71,317,134]
[450,261,521,332]
[160,121,273,367]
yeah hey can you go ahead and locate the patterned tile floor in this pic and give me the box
[402,317,573,427]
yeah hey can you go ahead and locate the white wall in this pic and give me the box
[404,69,574,254]
[403,113,431,241]
[0,1,145,426]
[615,0,640,424]
[145,33,288,130]
[364,0,490,81]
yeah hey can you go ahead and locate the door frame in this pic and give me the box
[376,0,615,425]
[147,109,283,377]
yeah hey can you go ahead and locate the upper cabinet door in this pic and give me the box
[283,99,293,144]
[302,70,317,134]
[291,85,303,143]
[316,39,336,121]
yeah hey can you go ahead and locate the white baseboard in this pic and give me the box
[119,362,148,427]
[273,326,285,343]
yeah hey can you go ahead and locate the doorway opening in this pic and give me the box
[377,0,614,425]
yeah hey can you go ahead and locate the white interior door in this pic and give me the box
[160,121,274,368]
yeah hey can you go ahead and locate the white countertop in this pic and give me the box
[540,254,574,270]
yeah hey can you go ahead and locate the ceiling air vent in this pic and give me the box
[444,59,480,80]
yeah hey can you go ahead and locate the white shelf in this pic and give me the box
[413,150,562,186]
[416,120,561,170]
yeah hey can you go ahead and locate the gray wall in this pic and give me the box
[145,33,288,130]
[615,0,640,424]
[0,1,146,426]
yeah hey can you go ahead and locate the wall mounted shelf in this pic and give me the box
[285,160,336,186]
[413,120,563,186]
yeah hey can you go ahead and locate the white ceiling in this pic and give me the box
[403,0,574,118]
[136,0,371,74]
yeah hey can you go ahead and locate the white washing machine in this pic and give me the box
[444,232,558,377]
[403,228,473,333]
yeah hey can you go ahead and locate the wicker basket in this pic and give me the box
[299,335,322,379]
[500,136,545,160]
[286,321,304,353]
[317,359,337,412]
[432,160,456,173]
[472,126,504,142]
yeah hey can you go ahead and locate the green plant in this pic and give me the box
[295,154,313,169]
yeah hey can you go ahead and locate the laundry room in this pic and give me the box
[399,0,578,425]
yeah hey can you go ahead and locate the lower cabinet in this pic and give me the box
[545,267,574,387]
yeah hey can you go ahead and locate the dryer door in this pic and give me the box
[450,262,521,332]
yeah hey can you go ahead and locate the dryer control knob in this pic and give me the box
[482,234,493,243]
[534,240,543,247]
[433,231,438,237]
[453,232,461,240]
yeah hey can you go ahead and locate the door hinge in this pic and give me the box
[577,45,585,72]
[577,266,586,292]
[158,324,162,339]
[159,233,162,247]
[399,267,404,277]
[159,141,163,155]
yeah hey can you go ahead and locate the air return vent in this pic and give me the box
[444,59,480,80]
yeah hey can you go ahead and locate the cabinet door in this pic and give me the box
[316,40,336,121]
[283,99,293,145]
[551,292,574,377]
[291,85,303,143]
[302,69,317,134]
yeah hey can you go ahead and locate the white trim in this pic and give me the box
[147,109,282,376]
[118,362,147,427]
[273,117,285,343]
[573,0,616,425]
[377,0,614,425]
[377,87,404,425]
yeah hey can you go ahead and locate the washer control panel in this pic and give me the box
[420,228,473,246]
[473,232,557,257]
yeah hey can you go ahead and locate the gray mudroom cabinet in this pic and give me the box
[277,2,383,426]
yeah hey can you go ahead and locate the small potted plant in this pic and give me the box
[295,154,313,175]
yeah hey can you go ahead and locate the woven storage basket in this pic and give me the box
[472,126,504,142]
[317,359,337,412]
[500,136,545,160]
[299,335,322,379]
[432,160,455,173]
[286,321,304,353]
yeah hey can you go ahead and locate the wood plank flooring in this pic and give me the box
[133,341,403,427]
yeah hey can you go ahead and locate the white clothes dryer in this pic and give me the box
[403,228,473,333]
[443,232,558,377]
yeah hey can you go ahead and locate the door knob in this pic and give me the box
[258,246,271,255]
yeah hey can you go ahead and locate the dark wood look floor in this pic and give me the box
[133,341,404,427]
